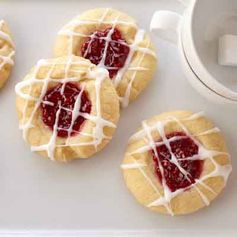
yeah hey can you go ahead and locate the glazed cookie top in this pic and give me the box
[15,56,120,162]
[55,8,157,107]
[0,20,15,88]
[122,111,232,215]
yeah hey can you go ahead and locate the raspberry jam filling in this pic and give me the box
[41,83,91,138]
[81,27,130,79]
[152,132,203,192]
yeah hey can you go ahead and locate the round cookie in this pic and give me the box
[15,55,120,162]
[0,20,15,89]
[54,8,157,107]
[121,111,232,215]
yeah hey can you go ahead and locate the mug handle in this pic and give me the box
[150,10,183,45]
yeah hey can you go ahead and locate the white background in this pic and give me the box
[0,0,236,235]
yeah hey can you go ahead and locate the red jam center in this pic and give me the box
[41,83,91,138]
[81,27,130,78]
[152,132,203,192]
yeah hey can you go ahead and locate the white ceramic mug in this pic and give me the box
[150,0,237,104]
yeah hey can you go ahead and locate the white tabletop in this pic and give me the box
[0,0,236,236]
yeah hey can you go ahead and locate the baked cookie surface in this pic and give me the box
[121,111,232,215]
[15,56,120,162]
[55,8,157,107]
[0,20,15,89]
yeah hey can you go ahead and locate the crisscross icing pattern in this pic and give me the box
[121,112,232,215]
[0,20,15,71]
[58,8,157,107]
[15,56,116,161]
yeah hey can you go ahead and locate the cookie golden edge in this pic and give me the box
[0,20,15,89]
[121,110,232,216]
[54,8,157,107]
[15,55,120,162]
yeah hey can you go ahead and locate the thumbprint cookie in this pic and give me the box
[54,8,157,107]
[15,56,120,162]
[0,20,15,89]
[121,111,232,215]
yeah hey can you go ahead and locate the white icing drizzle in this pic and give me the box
[15,56,116,161]
[121,163,146,169]
[182,111,205,121]
[0,20,15,72]
[121,112,232,215]
[57,8,157,108]
[194,127,220,137]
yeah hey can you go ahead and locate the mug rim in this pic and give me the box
[182,0,237,101]
[180,32,237,104]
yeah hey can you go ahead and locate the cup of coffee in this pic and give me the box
[150,0,237,104]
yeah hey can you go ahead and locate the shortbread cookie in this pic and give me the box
[0,20,15,89]
[121,111,232,215]
[55,8,157,107]
[15,56,120,162]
